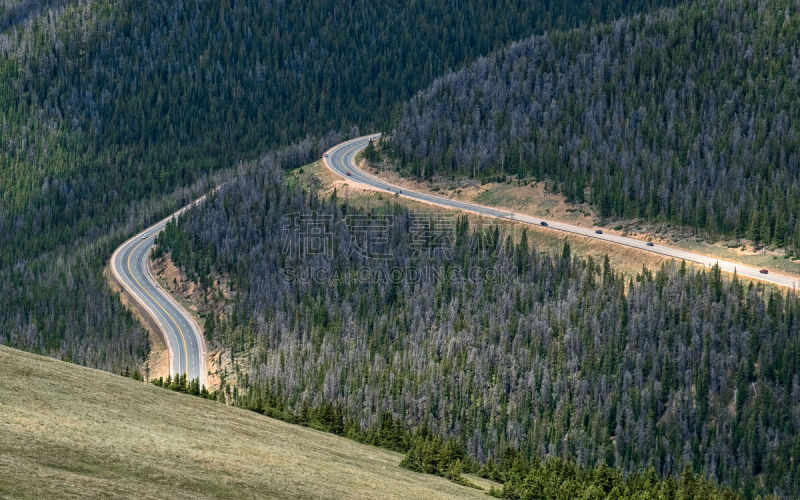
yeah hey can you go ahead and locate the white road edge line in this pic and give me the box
[323,134,800,290]
[111,133,799,386]
[110,196,210,387]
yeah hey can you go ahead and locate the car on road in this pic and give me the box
[760,269,769,274]
[324,153,328,157]
[646,242,654,246]
[141,235,147,239]
[595,229,603,234]
[540,221,548,227]
[346,171,352,176]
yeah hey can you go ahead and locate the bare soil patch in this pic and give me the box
[150,253,236,391]
[358,156,800,279]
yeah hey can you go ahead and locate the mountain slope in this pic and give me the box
[0,344,486,499]
[156,150,800,498]
[0,0,682,378]
[387,0,800,252]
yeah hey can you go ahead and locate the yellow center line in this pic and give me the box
[126,235,190,377]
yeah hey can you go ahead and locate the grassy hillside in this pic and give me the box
[0,344,486,499]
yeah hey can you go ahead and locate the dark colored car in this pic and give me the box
[646,242,654,246]
[595,229,603,234]
[760,269,769,274]
[540,221,548,227]
[346,171,352,176]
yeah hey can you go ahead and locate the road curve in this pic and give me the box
[324,135,800,290]
[111,198,208,387]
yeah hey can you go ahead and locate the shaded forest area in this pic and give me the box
[406,442,738,498]
[0,0,73,31]
[143,348,739,498]
[387,0,800,252]
[158,153,800,498]
[1,0,681,370]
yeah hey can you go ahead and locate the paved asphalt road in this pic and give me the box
[111,200,207,386]
[324,135,800,289]
[110,134,797,379]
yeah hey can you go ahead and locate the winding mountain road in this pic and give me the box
[110,135,797,380]
[111,200,207,386]
[324,134,800,289]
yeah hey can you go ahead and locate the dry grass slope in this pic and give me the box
[0,345,486,499]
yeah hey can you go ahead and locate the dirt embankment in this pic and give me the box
[150,252,236,392]
[359,151,800,276]
[106,247,237,390]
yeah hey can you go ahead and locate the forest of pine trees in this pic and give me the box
[3,1,799,497]
[157,150,800,498]
[2,0,680,370]
[481,449,740,499]
[386,0,800,252]
[402,441,739,499]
